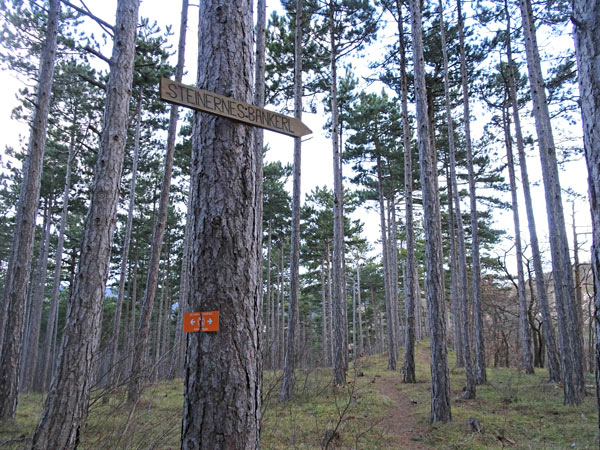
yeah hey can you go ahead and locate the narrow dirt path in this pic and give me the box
[374,374,430,449]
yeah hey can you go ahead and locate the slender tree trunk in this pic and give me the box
[504,3,561,382]
[327,244,334,365]
[329,0,346,387]
[571,202,585,371]
[37,126,76,392]
[390,199,401,351]
[439,0,475,398]
[280,0,303,403]
[22,197,52,393]
[397,17,418,370]
[109,94,142,386]
[456,0,486,385]
[447,168,464,368]
[265,221,273,368]
[128,0,188,403]
[32,1,139,446]
[503,102,534,374]
[181,1,261,446]
[356,262,364,355]
[321,260,328,364]
[520,0,584,404]
[409,0,451,422]
[170,180,193,379]
[572,0,600,428]
[377,156,396,371]
[0,0,60,422]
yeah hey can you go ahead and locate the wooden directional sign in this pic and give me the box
[160,77,311,138]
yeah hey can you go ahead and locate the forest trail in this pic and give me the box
[373,369,430,449]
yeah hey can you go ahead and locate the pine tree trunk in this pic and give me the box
[129,0,188,402]
[520,0,584,404]
[356,262,364,355]
[37,126,76,392]
[377,156,397,371]
[390,199,401,351]
[31,1,139,446]
[329,0,346,387]
[280,0,303,402]
[504,3,561,381]
[22,198,52,393]
[439,0,475,398]
[263,222,272,367]
[572,0,600,426]
[396,0,418,376]
[170,181,193,379]
[181,1,261,446]
[321,260,328,364]
[109,94,142,386]
[502,103,534,374]
[456,0,486,385]
[0,0,60,422]
[409,0,451,422]
[447,168,464,368]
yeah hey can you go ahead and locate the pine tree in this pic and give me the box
[31,0,139,446]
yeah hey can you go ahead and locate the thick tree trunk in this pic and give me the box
[409,0,451,422]
[0,0,60,422]
[456,0,486,385]
[31,1,139,446]
[37,126,75,392]
[330,0,346,387]
[503,104,534,374]
[377,156,396,371]
[572,0,600,428]
[520,0,584,404]
[21,198,52,393]
[128,0,188,402]
[109,94,141,386]
[280,0,303,402]
[504,3,561,382]
[180,0,261,446]
[439,0,475,399]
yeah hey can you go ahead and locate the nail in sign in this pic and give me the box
[184,311,219,333]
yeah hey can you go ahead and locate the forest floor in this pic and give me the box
[0,341,598,449]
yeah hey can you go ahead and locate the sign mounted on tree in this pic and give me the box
[184,311,220,333]
[160,77,311,138]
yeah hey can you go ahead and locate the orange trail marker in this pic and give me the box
[201,311,219,332]
[184,312,201,332]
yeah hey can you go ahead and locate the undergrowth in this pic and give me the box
[1,341,598,449]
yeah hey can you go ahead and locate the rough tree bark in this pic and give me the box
[31,0,139,446]
[329,0,346,387]
[502,102,534,374]
[457,0,486,385]
[408,0,451,422]
[109,94,141,385]
[520,0,584,404]
[280,0,303,403]
[398,0,417,381]
[439,0,475,399]
[180,0,262,447]
[0,0,60,422]
[572,0,600,429]
[504,0,561,381]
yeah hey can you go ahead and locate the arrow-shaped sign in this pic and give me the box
[160,78,311,138]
